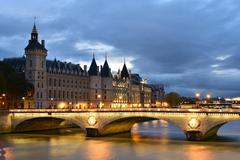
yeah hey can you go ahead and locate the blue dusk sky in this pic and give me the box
[0,0,240,97]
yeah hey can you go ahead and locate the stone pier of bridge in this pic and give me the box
[0,108,239,141]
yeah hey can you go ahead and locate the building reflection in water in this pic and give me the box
[85,140,112,160]
[185,145,215,160]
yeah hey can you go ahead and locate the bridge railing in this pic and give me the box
[8,107,240,113]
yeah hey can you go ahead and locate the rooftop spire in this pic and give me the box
[121,60,129,78]
[105,52,107,61]
[88,54,98,76]
[101,53,111,77]
[31,17,38,40]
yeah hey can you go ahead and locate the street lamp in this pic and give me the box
[50,98,54,109]
[119,95,123,108]
[206,94,211,107]
[2,93,6,108]
[22,97,25,109]
[195,92,201,107]
[97,94,101,109]
[195,93,200,98]
[69,102,72,109]
[206,94,211,99]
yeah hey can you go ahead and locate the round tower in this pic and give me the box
[25,23,48,108]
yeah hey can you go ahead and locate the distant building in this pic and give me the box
[149,84,165,107]
[3,23,164,109]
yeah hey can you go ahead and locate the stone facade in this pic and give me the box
[3,23,164,109]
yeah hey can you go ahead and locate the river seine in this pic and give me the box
[0,120,240,160]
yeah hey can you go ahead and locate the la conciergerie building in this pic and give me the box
[3,23,165,109]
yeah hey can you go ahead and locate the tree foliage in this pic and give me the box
[164,92,181,107]
[0,61,34,107]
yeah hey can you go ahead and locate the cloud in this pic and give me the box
[216,55,232,61]
[1,0,240,97]
[74,40,115,53]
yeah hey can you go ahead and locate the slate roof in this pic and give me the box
[88,57,98,76]
[3,57,86,75]
[46,59,84,74]
[101,60,111,77]
[121,63,129,78]
[25,23,47,51]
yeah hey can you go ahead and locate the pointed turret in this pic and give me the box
[101,57,111,77]
[88,54,98,76]
[25,22,47,51]
[31,23,38,40]
[121,60,129,78]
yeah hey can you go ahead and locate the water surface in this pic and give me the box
[0,120,240,160]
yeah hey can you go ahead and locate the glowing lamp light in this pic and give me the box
[97,94,101,99]
[206,94,211,99]
[195,93,200,98]
[88,116,97,126]
[188,118,200,129]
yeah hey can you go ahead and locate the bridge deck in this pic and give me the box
[7,108,240,114]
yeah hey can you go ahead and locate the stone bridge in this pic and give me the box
[1,108,240,141]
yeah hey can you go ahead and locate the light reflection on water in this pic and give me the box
[0,120,239,160]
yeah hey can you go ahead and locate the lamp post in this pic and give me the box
[97,94,101,109]
[2,93,6,108]
[195,92,200,108]
[119,95,123,108]
[69,102,72,109]
[22,97,25,109]
[206,94,211,107]
[50,98,53,109]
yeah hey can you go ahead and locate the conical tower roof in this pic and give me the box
[121,61,129,78]
[101,59,111,77]
[88,55,98,76]
[25,23,47,51]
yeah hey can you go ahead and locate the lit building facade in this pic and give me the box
[3,23,164,109]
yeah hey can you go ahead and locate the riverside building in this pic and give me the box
[3,23,164,109]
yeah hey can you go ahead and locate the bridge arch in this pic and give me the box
[87,116,186,137]
[13,117,86,133]
[203,119,240,139]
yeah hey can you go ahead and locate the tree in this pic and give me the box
[164,92,181,107]
[0,61,34,108]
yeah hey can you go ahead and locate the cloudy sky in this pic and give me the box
[0,0,240,97]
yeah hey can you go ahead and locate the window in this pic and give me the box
[49,90,52,98]
[49,78,52,86]
[54,79,56,87]
[30,60,32,67]
[42,61,44,68]
[63,91,65,98]
[59,91,61,99]
[71,91,73,99]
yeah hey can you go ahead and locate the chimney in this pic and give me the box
[84,65,87,72]
[41,40,45,47]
